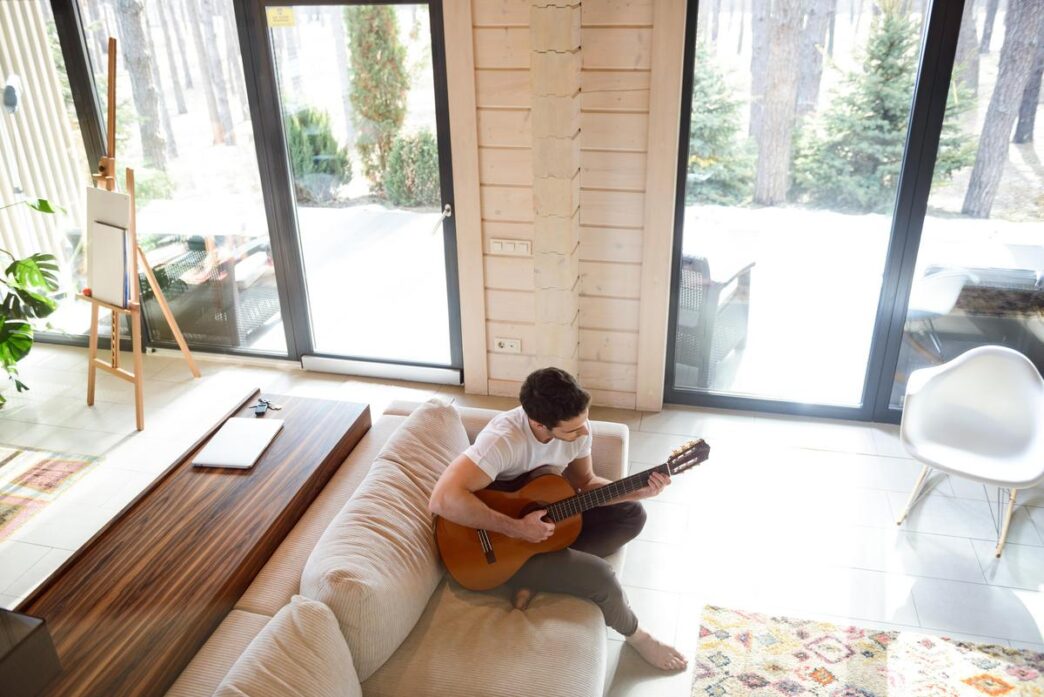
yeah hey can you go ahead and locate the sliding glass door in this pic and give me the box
[884,0,1044,412]
[75,0,287,355]
[667,0,1042,420]
[255,1,462,378]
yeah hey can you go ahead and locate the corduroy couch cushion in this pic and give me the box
[215,596,360,697]
[299,400,469,681]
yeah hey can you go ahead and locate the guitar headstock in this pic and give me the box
[666,439,710,475]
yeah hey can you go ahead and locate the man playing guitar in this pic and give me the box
[428,367,688,671]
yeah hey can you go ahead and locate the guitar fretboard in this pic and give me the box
[545,463,670,522]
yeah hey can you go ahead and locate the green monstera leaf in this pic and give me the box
[0,198,62,407]
[0,317,33,371]
[3,254,60,320]
[6,253,60,291]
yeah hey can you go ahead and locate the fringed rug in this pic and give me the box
[0,446,98,541]
[692,605,1044,696]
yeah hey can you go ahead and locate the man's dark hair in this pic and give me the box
[519,367,591,429]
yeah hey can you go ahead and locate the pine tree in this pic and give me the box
[286,108,352,204]
[793,3,973,212]
[345,6,409,192]
[686,43,753,205]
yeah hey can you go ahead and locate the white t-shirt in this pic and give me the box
[464,406,592,481]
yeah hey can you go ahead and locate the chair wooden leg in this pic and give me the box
[896,464,932,526]
[994,488,1018,558]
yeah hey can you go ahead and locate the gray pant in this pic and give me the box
[506,501,646,636]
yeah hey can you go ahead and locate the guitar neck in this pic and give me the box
[545,463,669,522]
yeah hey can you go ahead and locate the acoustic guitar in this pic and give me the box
[435,439,710,590]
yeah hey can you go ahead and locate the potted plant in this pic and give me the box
[0,198,61,407]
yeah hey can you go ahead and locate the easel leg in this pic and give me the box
[132,307,145,431]
[137,247,201,378]
[111,313,120,370]
[87,302,99,406]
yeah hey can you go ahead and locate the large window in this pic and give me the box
[75,0,286,354]
[889,0,1044,408]
[0,1,92,338]
[668,0,1043,420]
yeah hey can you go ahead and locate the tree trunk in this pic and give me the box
[143,6,178,159]
[220,0,250,121]
[737,0,747,54]
[114,0,166,168]
[980,0,1000,54]
[712,0,724,42]
[754,0,803,204]
[169,0,194,90]
[155,1,187,114]
[962,0,1044,217]
[185,0,234,144]
[328,5,355,147]
[797,0,835,117]
[749,0,770,136]
[827,2,837,57]
[954,0,980,96]
[83,1,109,60]
[1013,29,1044,143]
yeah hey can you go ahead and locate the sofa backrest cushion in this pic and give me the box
[214,596,360,697]
[300,399,468,681]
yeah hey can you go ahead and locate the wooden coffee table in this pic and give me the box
[19,393,370,697]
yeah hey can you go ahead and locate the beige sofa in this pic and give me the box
[166,398,629,697]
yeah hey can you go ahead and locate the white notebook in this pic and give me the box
[192,417,285,469]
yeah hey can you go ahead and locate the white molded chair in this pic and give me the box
[895,345,1044,557]
[905,269,974,359]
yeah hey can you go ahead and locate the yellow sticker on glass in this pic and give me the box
[266,7,295,27]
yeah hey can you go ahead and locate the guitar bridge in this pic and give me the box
[477,529,496,565]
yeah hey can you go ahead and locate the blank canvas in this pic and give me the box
[85,186,132,307]
[89,221,128,307]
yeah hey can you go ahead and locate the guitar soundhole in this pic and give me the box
[519,501,552,521]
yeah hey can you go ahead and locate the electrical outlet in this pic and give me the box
[494,337,521,354]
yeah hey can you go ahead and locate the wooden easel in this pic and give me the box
[81,37,200,431]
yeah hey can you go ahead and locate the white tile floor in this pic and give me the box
[0,345,1041,697]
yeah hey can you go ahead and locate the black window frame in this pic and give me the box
[664,0,968,424]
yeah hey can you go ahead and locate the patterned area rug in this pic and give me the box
[0,446,98,541]
[693,606,1044,696]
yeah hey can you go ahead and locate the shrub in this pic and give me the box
[345,6,409,192]
[384,130,441,207]
[686,42,753,205]
[132,167,174,206]
[286,108,352,203]
[792,5,973,212]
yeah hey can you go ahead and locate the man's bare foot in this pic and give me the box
[512,587,533,611]
[625,627,688,671]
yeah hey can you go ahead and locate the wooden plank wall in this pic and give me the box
[578,0,652,409]
[473,0,656,409]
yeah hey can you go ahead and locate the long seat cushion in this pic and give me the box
[300,400,470,681]
[215,596,361,697]
[362,579,606,697]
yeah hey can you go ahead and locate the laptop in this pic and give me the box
[192,417,284,469]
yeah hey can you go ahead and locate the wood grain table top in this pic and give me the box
[20,394,371,697]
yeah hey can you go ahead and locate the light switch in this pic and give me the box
[489,238,532,257]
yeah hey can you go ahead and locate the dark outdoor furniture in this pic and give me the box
[139,236,280,348]
[919,265,1044,369]
[675,254,755,389]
